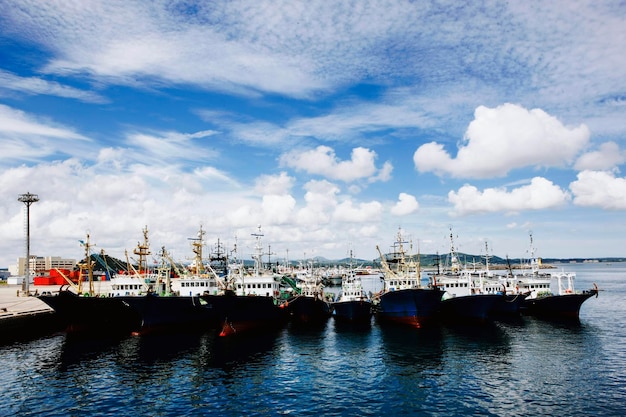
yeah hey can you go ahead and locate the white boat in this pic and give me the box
[333,259,372,322]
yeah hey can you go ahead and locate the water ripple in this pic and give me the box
[1,264,625,416]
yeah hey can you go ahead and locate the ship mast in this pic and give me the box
[188,225,206,275]
[251,225,265,277]
[133,225,151,275]
[77,234,95,296]
[448,228,461,274]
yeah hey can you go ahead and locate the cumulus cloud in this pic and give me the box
[570,170,626,209]
[262,194,296,224]
[574,142,626,171]
[333,200,383,223]
[414,103,590,178]
[254,172,295,195]
[295,180,340,224]
[280,146,391,183]
[448,177,571,215]
[391,193,419,216]
[370,161,394,183]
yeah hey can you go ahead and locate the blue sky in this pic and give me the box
[1,1,625,268]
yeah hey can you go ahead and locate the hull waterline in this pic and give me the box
[333,300,372,322]
[200,294,289,337]
[122,294,220,335]
[439,294,501,323]
[490,293,528,316]
[376,288,443,328]
[38,291,143,335]
[287,295,333,324]
[521,290,598,319]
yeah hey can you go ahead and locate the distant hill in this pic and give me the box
[82,252,624,273]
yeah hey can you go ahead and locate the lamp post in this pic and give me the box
[18,192,39,296]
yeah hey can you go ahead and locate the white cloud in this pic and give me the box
[0,70,106,103]
[448,177,571,216]
[370,161,393,183]
[570,170,626,209]
[254,172,295,195]
[414,103,590,178]
[194,166,241,188]
[2,1,624,111]
[333,200,383,223]
[287,100,433,140]
[126,130,219,163]
[0,104,91,163]
[295,180,340,225]
[391,193,419,216]
[280,145,390,183]
[574,142,626,171]
[0,104,87,140]
[262,194,296,224]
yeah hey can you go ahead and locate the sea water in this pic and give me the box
[1,263,624,416]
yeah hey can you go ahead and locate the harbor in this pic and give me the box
[0,262,624,416]
[1,227,601,342]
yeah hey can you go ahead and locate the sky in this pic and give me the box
[1,1,625,269]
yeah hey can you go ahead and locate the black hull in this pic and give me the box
[38,291,142,335]
[287,296,333,324]
[200,294,289,336]
[521,290,598,319]
[490,293,528,316]
[376,288,443,328]
[122,294,219,335]
[333,300,372,322]
[440,294,501,323]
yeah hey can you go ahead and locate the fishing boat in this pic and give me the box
[109,226,220,335]
[169,228,221,297]
[374,229,442,328]
[520,274,598,319]
[332,253,373,322]
[37,234,142,334]
[203,226,289,336]
[508,234,599,319]
[286,261,333,324]
[435,274,502,322]
[466,267,528,316]
[287,275,334,324]
[431,233,503,322]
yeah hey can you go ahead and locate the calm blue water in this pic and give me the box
[1,263,624,416]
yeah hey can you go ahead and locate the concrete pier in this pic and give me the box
[0,284,60,343]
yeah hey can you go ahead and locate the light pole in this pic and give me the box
[18,192,39,296]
